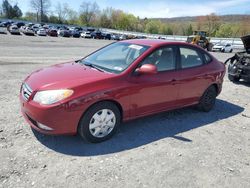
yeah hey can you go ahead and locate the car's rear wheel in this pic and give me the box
[78,102,121,143]
[197,86,217,112]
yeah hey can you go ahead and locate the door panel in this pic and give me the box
[177,67,209,104]
[128,71,180,117]
[177,47,210,105]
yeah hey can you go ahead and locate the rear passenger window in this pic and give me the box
[180,47,203,68]
[204,53,212,64]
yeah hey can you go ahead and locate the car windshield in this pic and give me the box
[81,42,150,74]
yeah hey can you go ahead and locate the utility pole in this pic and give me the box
[40,0,43,22]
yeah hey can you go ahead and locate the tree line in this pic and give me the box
[0,0,249,37]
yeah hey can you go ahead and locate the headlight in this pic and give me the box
[33,89,73,105]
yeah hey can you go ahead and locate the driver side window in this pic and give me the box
[141,47,176,72]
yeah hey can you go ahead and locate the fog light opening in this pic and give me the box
[37,122,53,131]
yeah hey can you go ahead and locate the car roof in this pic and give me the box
[122,39,188,47]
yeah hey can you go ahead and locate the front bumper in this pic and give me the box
[10,31,20,34]
[212,48,222,52]
[20,94,82,135]
[228,64,250,81]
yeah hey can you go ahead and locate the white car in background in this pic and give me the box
[212,43,233,53]
[9,25,21,35]
[0,27,7,34]
[37,28,47,36]
[81,31,92,38]
[22,27,35,36]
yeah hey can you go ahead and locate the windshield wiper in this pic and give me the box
[74,59,83,63]
[83,62,106,72]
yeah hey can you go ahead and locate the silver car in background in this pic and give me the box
[37,28,47,36]
[212,43,233,53]
[9,25,20,35]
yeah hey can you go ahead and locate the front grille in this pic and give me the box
[22,83,33,101]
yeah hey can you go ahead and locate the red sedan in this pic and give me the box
[20,40,225,143]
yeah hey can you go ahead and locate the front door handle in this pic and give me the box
[171,79,178,85]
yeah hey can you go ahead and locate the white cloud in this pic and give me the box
[210,0,249,7]
[127,3,214,18]
[125,0,250,18]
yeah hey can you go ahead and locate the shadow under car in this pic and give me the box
[32,99,244,156]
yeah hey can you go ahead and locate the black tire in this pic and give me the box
[78,101,121,143]
[197,86,217,112]
[228,74,240,82]
[207,43,213,52]
[230,49,233,53]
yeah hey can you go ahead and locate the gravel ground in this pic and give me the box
[0,34,249,188]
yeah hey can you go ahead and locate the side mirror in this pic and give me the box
[135,64,157,75]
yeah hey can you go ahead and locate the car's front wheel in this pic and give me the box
[197,86,217,112]
[78,102,121,143]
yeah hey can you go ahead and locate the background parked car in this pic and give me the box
[70,30,81,38]
[0,21,12,27]
[212,43,233,53]
[37,28,47,36]
[22,27,35,36]
[111,34,120,40]
[136,35,147,39]
[91,31,104,39]
[31,24,40,34]
[47,29,58,37]
[119,34,127,40]
[42,25,50,32]
[102,33,111,40]
[59,30,71,37]
[0,27,7,34]
[9,25,21,35]
[81,31,92,38]
[15,22,25,28]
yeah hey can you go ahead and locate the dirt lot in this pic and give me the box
[0,35,249,188]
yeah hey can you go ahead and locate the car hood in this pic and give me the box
[241,35,250,52]
[24,61,115,91]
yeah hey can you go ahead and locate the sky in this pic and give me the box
[11,0,250,18]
